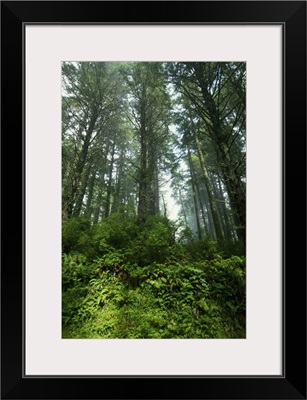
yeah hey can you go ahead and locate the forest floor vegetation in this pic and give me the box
[62,214,246,339]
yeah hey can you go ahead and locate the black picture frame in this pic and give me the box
[1,1,306,399]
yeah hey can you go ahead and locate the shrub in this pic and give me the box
[217,239,245,258]
[62,253,98,291]
[92,212,138,252]
[203,255,246,334]
[130,215,177,265]
[62,253,99,327]
[62,217,95,258]
[184,237,220,261]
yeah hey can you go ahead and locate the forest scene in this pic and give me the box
[62,61,246,339]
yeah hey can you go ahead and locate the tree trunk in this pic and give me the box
[188,149,202,240]
[65,112,98,219]
[195,178,209,237]
[219,144,246,242]
[195,135,224,241]
[162,194,167,218]
[93,181,103,224]
[211,174,226,238]
[154,164,160,214]
[217,178,234,242]
[179,189,188,227]
[202,187,216,240]
[84,169,96,218]
[112,150,124,213]
[93,155,108,224]
[137,102,148,225]
[105,142,116,218]
[73,162,92,217]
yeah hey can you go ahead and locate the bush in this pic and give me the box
[62,253,98,290]
[217,239,245,258]
[130,215,177,265]
[184,237,220,261]
[203,255,246,335]
[62,253,99,327]
[62,217,96,258]
[92,212,138,252]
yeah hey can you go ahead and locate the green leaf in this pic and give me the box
[198,299,209,311]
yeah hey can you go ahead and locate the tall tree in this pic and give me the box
[62,62,124,220]
[168,62,246,242]
[124,62,171,224]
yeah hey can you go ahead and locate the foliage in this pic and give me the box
[183,237,220,261]
[61,61,246,339]
[129,215,177,265]
[62,215,246,339]
[92,211,138,252]
[62,217,96,259]
[217,239,245,258]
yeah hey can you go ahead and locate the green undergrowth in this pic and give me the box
[62,255,246,339]
[62,214,246,339]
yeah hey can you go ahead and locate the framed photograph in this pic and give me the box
[1,1,306,398]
